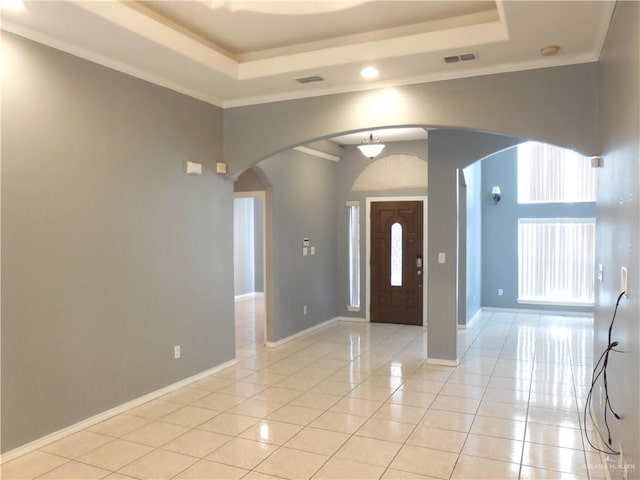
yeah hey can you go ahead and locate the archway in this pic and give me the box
[234,167,271,349]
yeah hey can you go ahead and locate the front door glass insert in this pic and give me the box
[391,222,402,287]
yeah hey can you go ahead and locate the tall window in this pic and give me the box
[518,219,595,305]
[516,141,596,306]
[347,202,360,310]
[518,141,596,204]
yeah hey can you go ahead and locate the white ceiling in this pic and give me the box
[2,1,614,109]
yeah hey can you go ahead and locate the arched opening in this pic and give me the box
[237,125,598,366]
[234,167,270,349]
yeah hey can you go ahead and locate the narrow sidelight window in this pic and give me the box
[347,202,360,309]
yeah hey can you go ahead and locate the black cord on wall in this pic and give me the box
[583,291,625,455]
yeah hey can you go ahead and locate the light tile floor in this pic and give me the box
[2,298,605,479]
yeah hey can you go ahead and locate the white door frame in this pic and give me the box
[365,196,428,326]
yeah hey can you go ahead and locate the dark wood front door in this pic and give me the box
[371,201,424,325]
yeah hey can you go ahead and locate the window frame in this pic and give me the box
[517,217,596,307]
[346,201,361,311]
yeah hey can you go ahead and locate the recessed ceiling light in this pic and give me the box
[540,45,560,56]
[360,67,379,79]
[0,0,25,10]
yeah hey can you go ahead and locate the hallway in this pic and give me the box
[2,299,602,479]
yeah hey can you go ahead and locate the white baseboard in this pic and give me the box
[338,316,368,323]
[266,317,340,347]
[457,308,482,330]
[0,358,237,464]
[426,357,458,367]
[234,292,264,301]
[481,306,593,317]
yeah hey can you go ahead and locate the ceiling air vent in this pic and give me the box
[295,75,325,84]
[443,53,478,64]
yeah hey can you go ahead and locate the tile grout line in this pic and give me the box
[516,313,540,480]
[453,310,516,479]
[568,336,593,480]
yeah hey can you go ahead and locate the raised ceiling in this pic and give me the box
[1,1,615,108]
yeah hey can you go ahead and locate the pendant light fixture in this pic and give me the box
[357,132,385,159]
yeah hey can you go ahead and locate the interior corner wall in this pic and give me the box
[596,1,640,476]
[463,161,482,324]
[481,147,595,313]
[1,33,235,452]
[257,150,338,342]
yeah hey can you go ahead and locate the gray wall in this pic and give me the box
[596,2,640,476]
[224,64,599,176]
[463,161,482,324]
[481,147,595,313]
[1,33,235,452]
[427,130,520,361]
[257,150,338,342]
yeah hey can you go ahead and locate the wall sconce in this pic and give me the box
[491,186,501,204]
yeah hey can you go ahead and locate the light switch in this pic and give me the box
[598,263,604,282]
[438,253,446,264]
[215,162,227,175]
[310,246,316,255]
[303,247,308,256]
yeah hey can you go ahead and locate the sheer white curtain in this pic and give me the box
[518,142,596,203]
[518,218,595,305]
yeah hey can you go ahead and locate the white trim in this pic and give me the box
[293,145,341,162]
[338,316,368,323]
[458,308,482,330]
[0,359,237,464]
[426,357,458,367]
[1,20,225,108]
[265,317,340,347]
[2,17,604,111]
[222,52,598,109]
[517,299,594,308]
[234,292,264,301]
[482,307,593,317]
[365,196,428,326]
